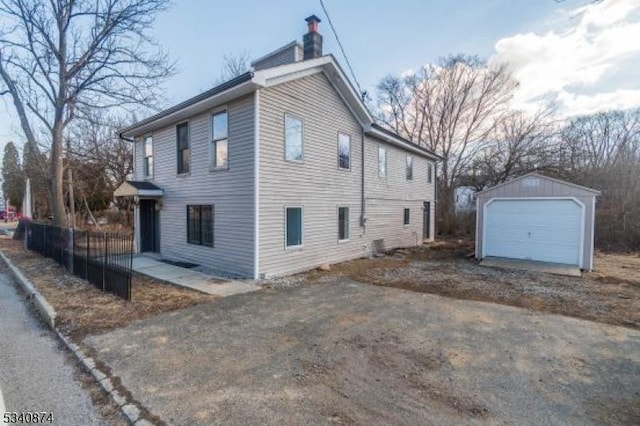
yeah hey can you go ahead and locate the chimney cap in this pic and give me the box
[305,14,322,24]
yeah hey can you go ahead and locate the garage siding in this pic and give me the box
[476,174,598,270]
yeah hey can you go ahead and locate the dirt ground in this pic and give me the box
[278,240,640,330]
[86,280,640,425]
[0,237,216,338]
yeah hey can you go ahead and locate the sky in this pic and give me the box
[1,0,639,155]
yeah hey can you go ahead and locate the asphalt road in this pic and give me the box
[0,270,112,425]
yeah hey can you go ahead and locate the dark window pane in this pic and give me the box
[338,134,350,169]
[187,205,200,244]
[338,207,349,240]
[406,156,413,180]
[177,123,189,148]
[404,208,410,225]
[286,207,302,247]
[201,205,214,247]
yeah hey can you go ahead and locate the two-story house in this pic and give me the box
[114,15,441,279]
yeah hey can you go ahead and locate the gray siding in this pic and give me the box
[475,174,597,270]
[258,72,365,277]
[364,135,436,249]
[257,72,436,277]
[135,94,255,277]
[252,43,301,70]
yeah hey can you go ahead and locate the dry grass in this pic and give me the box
[300,239,640,330]
[0,237,216,338]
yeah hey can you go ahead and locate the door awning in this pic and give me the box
[114,181,163,198]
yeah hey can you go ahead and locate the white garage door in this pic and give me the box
[484,199,582,266]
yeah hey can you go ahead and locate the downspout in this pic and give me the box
[433,160,439,240]
[253,90,261,280]
[360,126,366,229]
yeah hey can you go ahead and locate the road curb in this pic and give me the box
[0,250,56,328]
[0,249,151,426]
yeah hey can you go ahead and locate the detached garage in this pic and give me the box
[475,173,600,270]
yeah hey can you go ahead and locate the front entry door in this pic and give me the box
[139,199,159,252]
[423,201,431,240]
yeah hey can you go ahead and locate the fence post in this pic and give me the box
[103,232,108,291]
[67,228,74,273]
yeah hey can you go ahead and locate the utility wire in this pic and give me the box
[319,0,366,99]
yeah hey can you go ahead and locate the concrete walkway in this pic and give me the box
[481,256,582,277]
[132,256,260,297]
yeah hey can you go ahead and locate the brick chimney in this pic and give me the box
[303,15,323,60]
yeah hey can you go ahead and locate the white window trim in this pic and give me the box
[143,134,153,180]
[337,206,350,242]
[427,161,433,184]
[403,208,411,226]
[337,132,351,171]
[209,106,230,171]
[284,112,304,163]
[284,206,304,250]
[378,146,387,178]
[176,120,191,176]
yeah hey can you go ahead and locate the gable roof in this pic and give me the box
[476,172,601,196]
[119,55,441,161]
[114,180,163,197]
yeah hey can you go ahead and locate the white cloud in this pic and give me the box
[492,0,640,116]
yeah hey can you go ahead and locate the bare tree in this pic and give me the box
[464,108,557,191]
[556,108,640,250]
[64,113,133,225]
[217,50,251,83]
[376,55,518,232]
[0,0,174,226]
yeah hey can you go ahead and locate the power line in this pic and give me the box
[319,0,366,99]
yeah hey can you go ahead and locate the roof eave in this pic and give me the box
[119,73,256,138]
[366,125,443,161]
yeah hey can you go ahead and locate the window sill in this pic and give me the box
[337,167,351,172]
[285,245,303,251]
[177,172,191,177]
[187,242,214,248]
[209,166,230,172]
[338,239,350,244]
[285,159,304,164]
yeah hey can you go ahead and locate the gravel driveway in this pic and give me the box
[85,279,640,425]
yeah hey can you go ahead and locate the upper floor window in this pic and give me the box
[427,162,433,183]
[378,147,387,177]
[211,110,229,169]
[338,133,351,170]
[406,155,413,180]
[177,122,190,174]
[285,114,303,162]
[143,135,153,178]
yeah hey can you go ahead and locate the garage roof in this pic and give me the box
[477,173,601,197]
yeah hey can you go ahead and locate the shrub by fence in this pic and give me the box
[26,222,133,300]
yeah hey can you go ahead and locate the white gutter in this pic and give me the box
[122,80,258,138]
[366,126,441,161]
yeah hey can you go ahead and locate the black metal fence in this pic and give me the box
[26,223,133,300]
